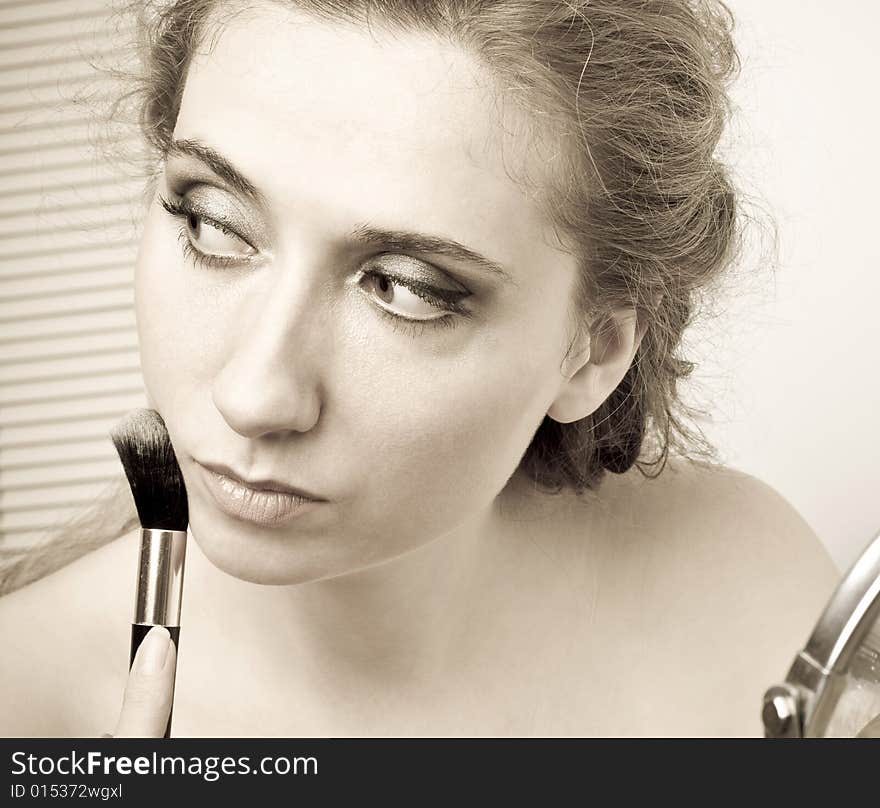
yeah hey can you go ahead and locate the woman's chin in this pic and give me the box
[185,495,460,587]
[187,509,344,586]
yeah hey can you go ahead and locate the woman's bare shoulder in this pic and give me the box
[599,456,838,569]
[0,531,139,737]
[634,457,837,589]
[570,457,842,735]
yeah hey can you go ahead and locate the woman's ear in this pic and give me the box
[547,307,647,424]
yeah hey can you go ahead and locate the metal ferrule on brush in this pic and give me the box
[134,528,188,627]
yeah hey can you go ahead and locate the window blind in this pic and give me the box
[0,0,148,553]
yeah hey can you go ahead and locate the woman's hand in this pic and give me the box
[103,626,176,738]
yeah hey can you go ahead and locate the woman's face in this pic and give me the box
[135,6,583,584]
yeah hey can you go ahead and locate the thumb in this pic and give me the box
[113,626,177,738]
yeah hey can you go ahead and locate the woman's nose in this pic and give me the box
[211,273,324,439]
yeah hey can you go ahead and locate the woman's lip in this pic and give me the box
[197,463,322,527]
[198,461,324,500]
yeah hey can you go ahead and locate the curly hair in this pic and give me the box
[1,0,747,594]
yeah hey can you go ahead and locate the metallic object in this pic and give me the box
[133,528,188,626]
[762,527,880,737]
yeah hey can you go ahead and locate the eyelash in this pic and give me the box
[158,193,471,338]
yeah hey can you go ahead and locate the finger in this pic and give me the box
[856,715,880,738]
[113,625,177,738]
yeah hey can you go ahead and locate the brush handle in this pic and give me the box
[129,623,181,738]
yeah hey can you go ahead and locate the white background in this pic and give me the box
[682,0,880,571]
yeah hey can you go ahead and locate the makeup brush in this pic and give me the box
[110,408,189,738]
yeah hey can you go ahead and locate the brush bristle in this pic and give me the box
[110,408,189,531]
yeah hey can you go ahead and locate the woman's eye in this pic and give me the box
[160,192,473,336]
[354,252,475,330]
[159,194,256,265]
[359,269,459,322]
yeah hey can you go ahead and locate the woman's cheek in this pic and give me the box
[351,356,550,533]
[135,219,223,391]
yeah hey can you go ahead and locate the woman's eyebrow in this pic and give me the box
[349,226,517,286]
[165,137,516,286]
[165,138,268,207]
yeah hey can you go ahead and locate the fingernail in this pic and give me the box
[135,626,171,674]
